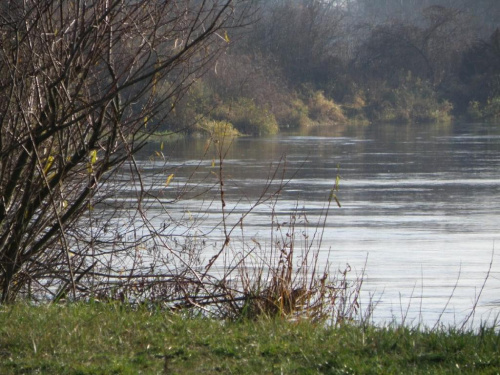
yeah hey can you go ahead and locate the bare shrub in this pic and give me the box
[0,1,364,324]
[27,130,363,325]
[0,0,251,303]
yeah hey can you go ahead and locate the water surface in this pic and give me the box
[138,122,500,327]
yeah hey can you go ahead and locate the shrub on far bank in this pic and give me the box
[341,92,370,125]
[468,96,500,121]
[280,91,351,129]
[198,119,241,140]
[365,75,453,124]
[308,91,347,124]
[280,98,314,128]
[160,73,458,138]
[214,97,279,136]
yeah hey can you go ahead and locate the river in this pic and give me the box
[135,122,500,327]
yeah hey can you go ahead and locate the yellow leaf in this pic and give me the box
[165,174,174,187]
[224,30,230,43]
[43,156,54,175]
[88,150,98,173]
[90,150,98,165]
[160,141,164,151]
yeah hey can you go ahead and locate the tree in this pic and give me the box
[356,5,474,87]
[0,0,250,303]
[460,28,500,104]
[354,0,500,30]
[245,0,349,90]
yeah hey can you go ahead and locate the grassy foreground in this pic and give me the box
[0,303,499,374]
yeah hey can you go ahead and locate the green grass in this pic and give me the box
[0,303,499,374]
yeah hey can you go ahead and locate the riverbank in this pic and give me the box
[1,303,498,374]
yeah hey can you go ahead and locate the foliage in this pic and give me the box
[165,80,217,133]
[147,2,500,130]
[214,98,279,135]
[199,119,241,139]
[342,92,370,125]
[282,98,314,128]
[468,97,500,121]
[308,91,347,124]
[205,2,496,125]
[1,303,499,374]
[365,74,453,123]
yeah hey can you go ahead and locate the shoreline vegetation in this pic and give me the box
[154,84,458,139]
[1,303,499,374]
[152,74,499,139]
[151,2,500,138]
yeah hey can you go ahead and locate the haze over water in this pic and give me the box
[140,122,500,327]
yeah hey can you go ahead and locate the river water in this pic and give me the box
[137,122,500,327]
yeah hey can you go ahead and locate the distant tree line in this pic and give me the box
[165,0,500,135]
